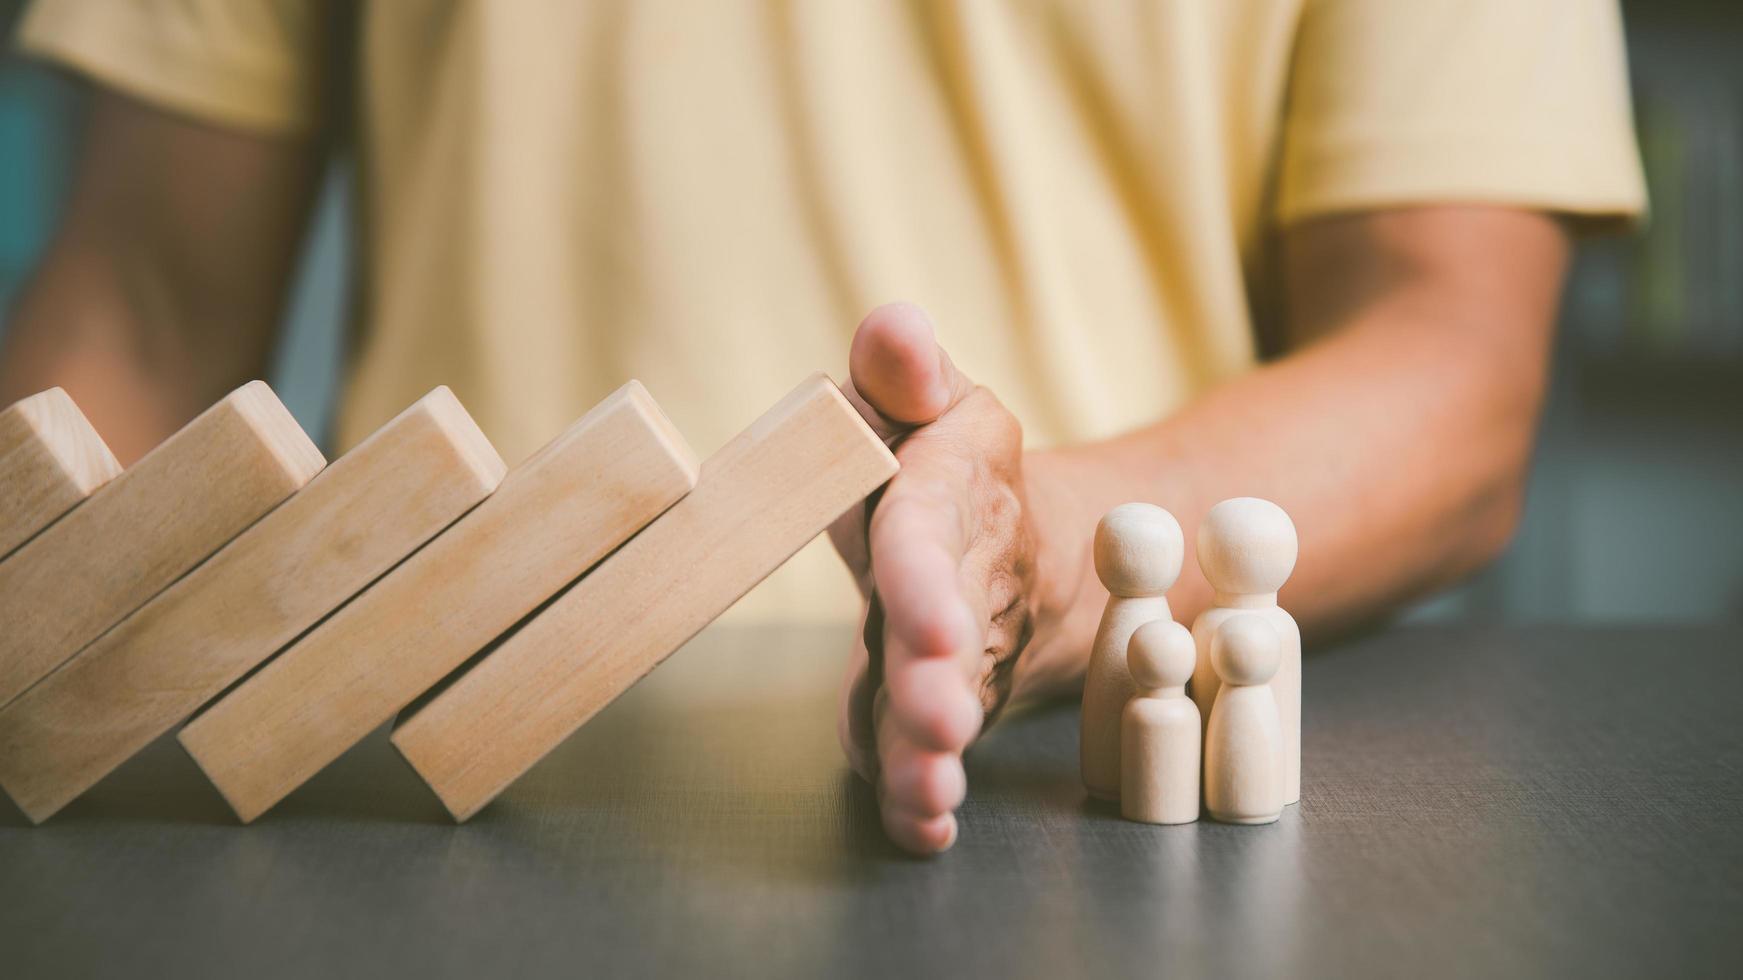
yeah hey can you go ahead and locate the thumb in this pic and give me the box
[846,303,975,439]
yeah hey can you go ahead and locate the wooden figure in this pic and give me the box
[1081,502,1183,801]
[0,387,121,560]
[1189,497,1302,805]
[391,374,898,822]
[179,381,699,823]
[0,381,323,710]
[1120,618,1200,825]
[0,388,503,824]
[1203,613,1284,825]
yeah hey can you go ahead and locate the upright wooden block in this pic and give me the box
[0,388,121,559]
[0,382,323,710]
[0,388,505,823]
[391,374,898,821]
[178,382,699,823]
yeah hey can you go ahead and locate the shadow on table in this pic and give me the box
[0,726,454,829]
[0,735,234,827]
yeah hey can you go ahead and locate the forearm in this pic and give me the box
[0,245,246,463]
[0,90,321,463]
[1017,300,1553,697]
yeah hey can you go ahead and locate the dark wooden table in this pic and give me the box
[2,624,1740,978]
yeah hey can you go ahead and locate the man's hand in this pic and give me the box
[828,303,1086,855]
[827,209,1565,856]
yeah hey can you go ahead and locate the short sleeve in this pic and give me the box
[1278,0,1647,230]
[16,0,330,135]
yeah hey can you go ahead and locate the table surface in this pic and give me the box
[3,623,1740,979]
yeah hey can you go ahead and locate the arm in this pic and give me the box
[1031,206,1568,678]
[835,206,1567,852]
[0,89,323,463]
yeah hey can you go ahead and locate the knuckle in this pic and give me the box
[973,477,1023,529]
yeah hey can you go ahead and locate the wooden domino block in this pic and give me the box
[391,373,897,821]
[0,382,323,710]
[178,382,699,823]
[0,388,121,559]
[0,388,505,823]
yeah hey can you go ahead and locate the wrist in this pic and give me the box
[1013,449,1101,694]
[1023,451,1089,618]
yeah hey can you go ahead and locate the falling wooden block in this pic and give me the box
[391,373,897,821]
[0,388,505,823]
[178,381,699,823]
[0,382,323,711]
[0,388,121,560]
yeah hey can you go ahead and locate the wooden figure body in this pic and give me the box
[1120,619,1200,825]
[1081,503,1183,801]
[1203,614,1284,825]
[1189,497,1302,805]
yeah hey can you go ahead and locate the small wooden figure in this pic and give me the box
[1120,618,1200,825]
[1189,497,1302,805]
[1203,613,1284,825]
[1081,503,1183,801]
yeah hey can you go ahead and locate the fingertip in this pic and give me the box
[850,302,954,426]
[882,806,959,856]
[938,812,960,851]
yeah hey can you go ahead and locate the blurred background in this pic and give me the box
[1,0,1738,625]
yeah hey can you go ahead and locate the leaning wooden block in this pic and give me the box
[0,388,505,824]
[391,373,897,821]
[178,381,698,823]
[0,381,323,710]
[0,388,121,559]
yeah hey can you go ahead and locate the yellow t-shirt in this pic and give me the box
[20,0,1644,621]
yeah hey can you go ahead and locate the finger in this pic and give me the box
[866,465,986,758]
[868,483,980,662]
[847,303,974,434]
[877,731,968,817]
[883,653,982,753]
[880,806,959,856]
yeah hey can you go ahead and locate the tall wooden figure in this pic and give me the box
[1120,618,1200,825]
[1203,614,1284,825]
[1081,503,1183,801]
[1189,497,1301,805]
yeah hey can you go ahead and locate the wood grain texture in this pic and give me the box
[1,625,1738,979]
[392,373,897,821]
[0,388,505,824]
[0,388,122,559]
[0,381,323,710]
[178,381,698,823]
